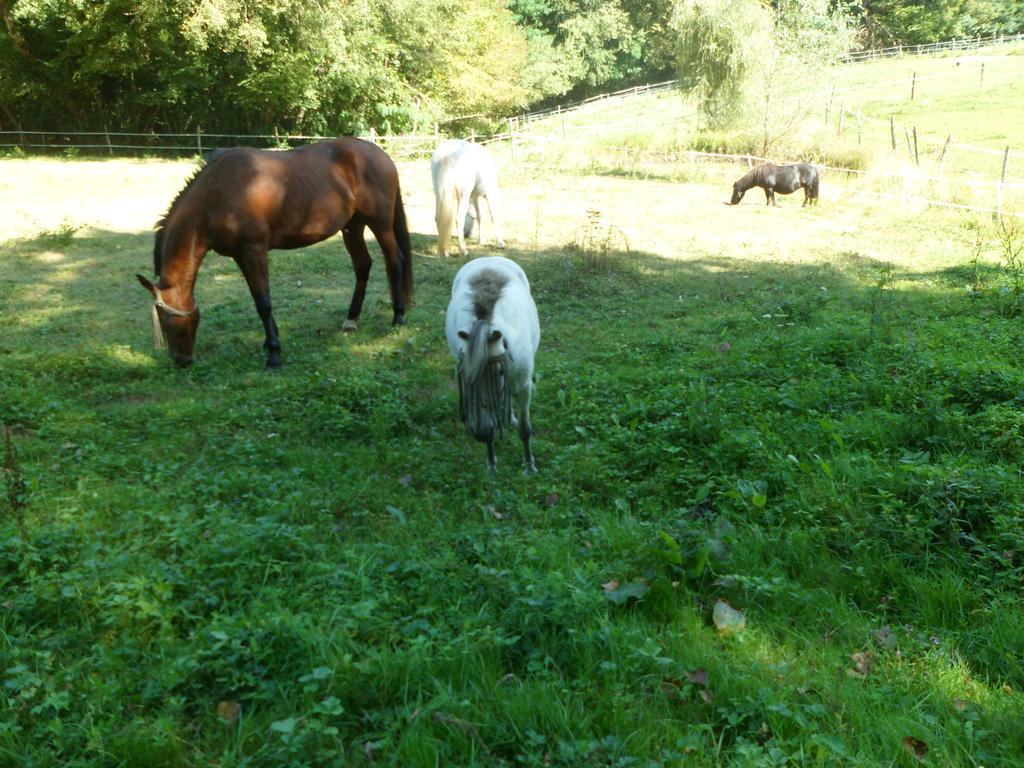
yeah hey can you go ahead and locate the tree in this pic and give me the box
[0,0,533,134]
[676,0,774,128]
[854,0,1023,47]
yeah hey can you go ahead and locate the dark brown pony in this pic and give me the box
[730,163,819,207]
[137,138,413,368]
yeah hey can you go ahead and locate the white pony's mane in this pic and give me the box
[462,269,506,378]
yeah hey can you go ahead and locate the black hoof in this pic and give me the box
[266,354,283,369]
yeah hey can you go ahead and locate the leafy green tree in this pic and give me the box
[0,0,532,135]
[855,0,1022,47]
[508,0,678,99]
[676,0,774,128]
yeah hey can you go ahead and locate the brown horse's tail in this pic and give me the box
[394,184,413,301]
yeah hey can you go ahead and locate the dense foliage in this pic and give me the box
[856,0,1024,47]
[0,0,1020,135]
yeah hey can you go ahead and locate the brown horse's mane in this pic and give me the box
[152,150,226,275]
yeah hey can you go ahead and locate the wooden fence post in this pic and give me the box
[890,116,896,152]
[369,127,376,143]
[904,127,912,157]
[910,72,916,101]
[837,101,845,135]
[937,134,951,173]
[196,126,202,155]
[979,62,985,90]
[912,126,919,165]
[105,128,112,155]
[857,111,862,145]
[997,146,1010,222]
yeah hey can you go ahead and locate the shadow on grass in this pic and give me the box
[2,224,1023,765]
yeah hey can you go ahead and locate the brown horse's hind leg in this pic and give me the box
[367,224,407,326]
[234,247,282,368]
[342,224,373,332]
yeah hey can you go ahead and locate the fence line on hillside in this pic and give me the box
[497,32,1024,125]
[492,129,1022,219]
[843,32,1024,62]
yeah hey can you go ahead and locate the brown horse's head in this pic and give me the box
[137,274,200,367]
[730,183,744,205]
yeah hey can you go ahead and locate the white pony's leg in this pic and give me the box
[455,192,472,256]
[513,382,536,473]
[472,196,483,243]
[485,192,505,249]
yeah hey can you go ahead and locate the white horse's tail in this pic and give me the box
[432,157,458,257]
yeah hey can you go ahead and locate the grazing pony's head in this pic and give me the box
[730,182,744,205]
[456,269,511,442]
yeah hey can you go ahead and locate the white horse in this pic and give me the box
[431,139,506,257]
[446,256,539,473]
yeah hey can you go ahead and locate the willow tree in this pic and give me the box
[676,0,852,153]
[675,0,774,129]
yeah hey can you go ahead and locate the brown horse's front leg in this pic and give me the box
[766,188,776,206]
[342,226,372,332]
[235,250,282,368]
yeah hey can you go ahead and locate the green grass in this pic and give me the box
[3,132,1024,768]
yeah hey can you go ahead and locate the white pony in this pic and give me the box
[431,139,506,257]
[446,256,539,473]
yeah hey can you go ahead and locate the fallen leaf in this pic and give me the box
[699,689,714,703]
[686,668,709,686]
[659,678,684,696]
[601,580,620,592]
[849,650,875,677]
[216,700,241,723]
[903,736,928,761]
[712,600,746,633]
[602,579,649,605]
[270,717,298,735]
[874,625,896,650]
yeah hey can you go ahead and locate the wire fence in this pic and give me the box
[3,33,1021,220]
[842,31,1024,62]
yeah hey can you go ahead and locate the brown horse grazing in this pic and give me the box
[137,138,413,368]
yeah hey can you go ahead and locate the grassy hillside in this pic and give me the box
[511,42,1024,190]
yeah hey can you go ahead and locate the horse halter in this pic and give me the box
[153,287,193,318]
[458,350,512,439]
[150,286,193,350]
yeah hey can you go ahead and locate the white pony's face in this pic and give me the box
[456,326,509,442]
